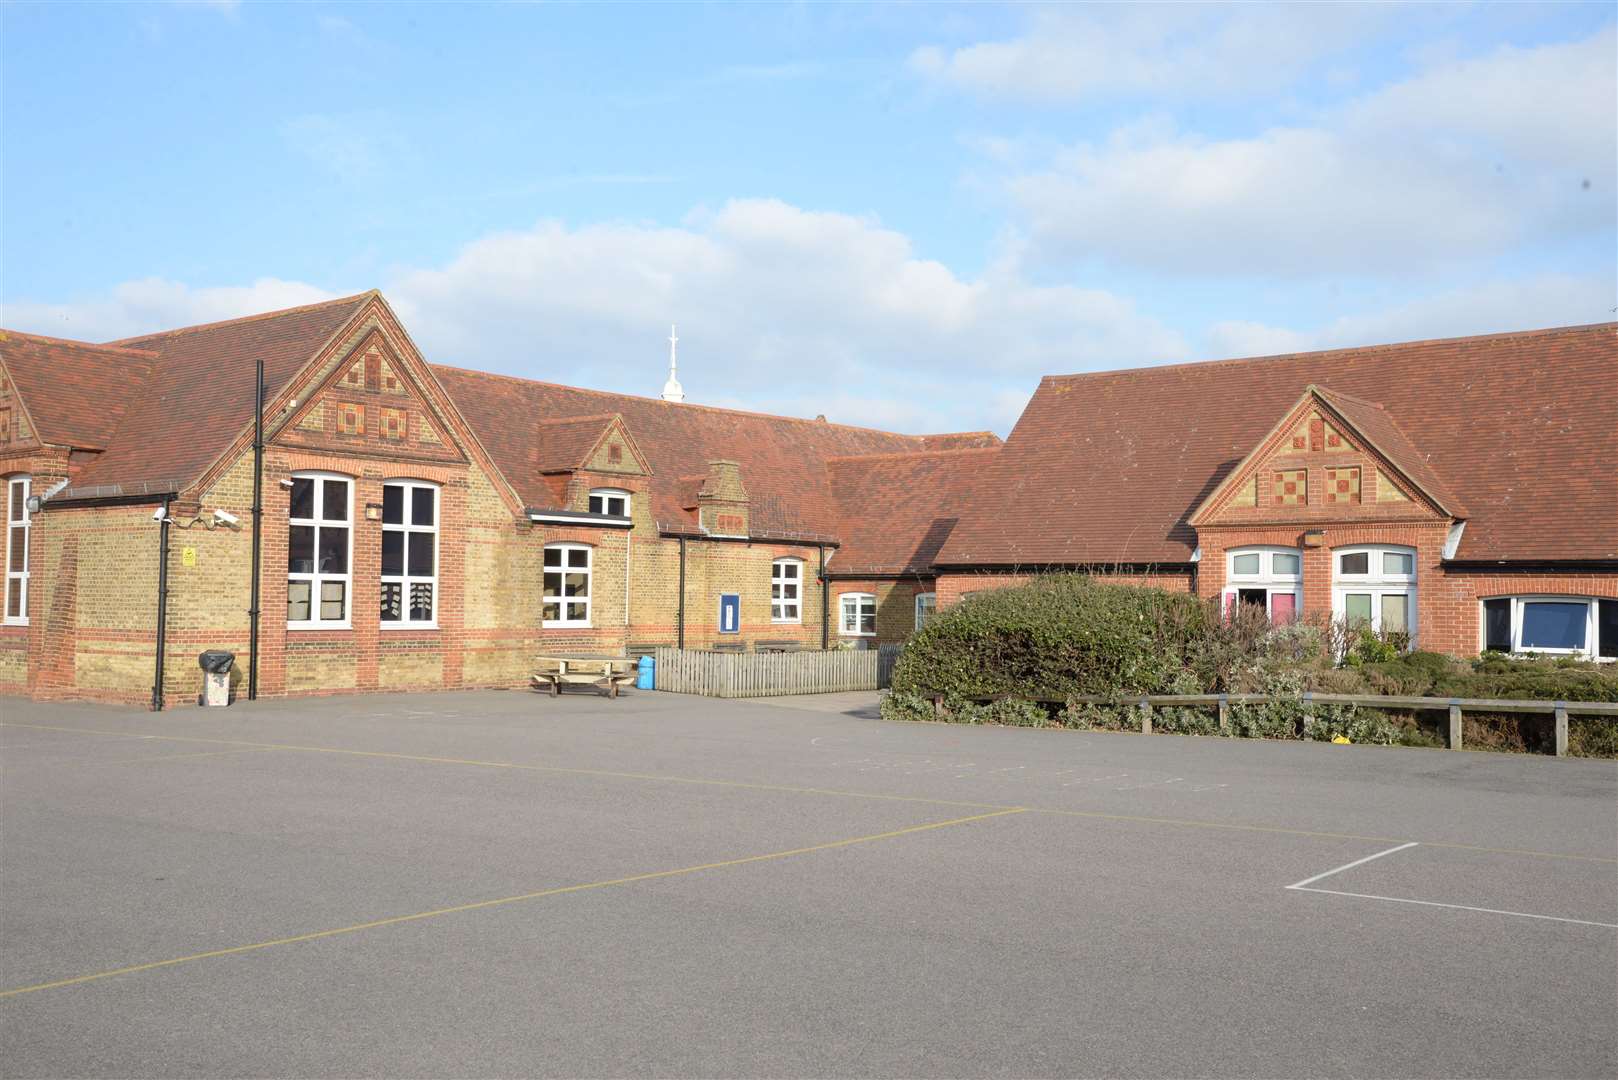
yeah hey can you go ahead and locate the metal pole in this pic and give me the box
[248,356,264,699]
[818,545,829,650]
[152,496,172,712]
[676,536,687,650]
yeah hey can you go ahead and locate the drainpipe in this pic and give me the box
[676,535,687,650]
[818,544,829,650]
[151,495,173,712]
[248,355,264,700]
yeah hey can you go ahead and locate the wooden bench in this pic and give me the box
[530,654,636,698]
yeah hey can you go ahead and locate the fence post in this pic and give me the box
[1554,702,1568,757]
[1448,701,1462,750]
[1217,693,1230,734]
[1138,696,1153,735]
[1300,691,1315,738]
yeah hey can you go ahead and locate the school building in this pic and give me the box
[1,294,1612,707]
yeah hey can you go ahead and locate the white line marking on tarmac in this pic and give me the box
[1286,842,1419,890]
[1289,887,1618,929]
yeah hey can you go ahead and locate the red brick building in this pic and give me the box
[0,292,997,705]
[935,322,1618,660]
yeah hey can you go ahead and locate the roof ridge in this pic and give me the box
[431,361,965,440]
[826,445,1001,465]
[1310,385,1386,411]
[534,412,618,427]
[0,328,159,357]
[103,291,374,345]
[1045,321,1618,385]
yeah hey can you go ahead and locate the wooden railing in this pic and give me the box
[929,691,1618,757]
[654,645,901,698]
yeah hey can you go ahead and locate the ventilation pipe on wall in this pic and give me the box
[248,355,264,700]
[151,496,173,712]
[676,535,687,649]
[818,544,829,650]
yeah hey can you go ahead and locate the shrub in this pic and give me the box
[891,574,1211,700]
[1570,717,1618,758]
[879,691,935,724]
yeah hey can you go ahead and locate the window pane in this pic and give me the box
[318,527,349,573]
[407,532,434,576]
[783,583,797,599]
[1270,592,1296,624]
[1344,594,1372,625]
[1383,551,1413,576]
[319,580,346,621]
[6,581,20,619]
[289,477,315,520]
[1484,598,1512,652]
[563,571,588,597]
[860,613,876,634]
[1339,552,1369,575]
[542,601,560,621]
[380,581,402,621]
[565,601,588,622]
[287,580,311,621]
[544,547,562,568]
[1232,553,1260,575]
[543,571,562,596]
[381,530,404,575]
[1599,600,1618,660]
[1521,602,1587,650]
[1272,552,1300,575]
[568,548,588,568]
[322,479,348,522]
[7,526,23,572]
[412,487,434,527]
[410,582,433,622]
[588,494,603,515]
[383,486,403,525]
[9,483,23,522]
[288,526,315,574]
[1380,593,1409,633]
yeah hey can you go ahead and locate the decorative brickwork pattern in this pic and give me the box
[1272,469,1307,506]
[1325,466,1361,505]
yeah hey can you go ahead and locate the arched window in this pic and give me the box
[839,592,876,637]
[771,557,802,623]
[1332,545,1416,643]
[381,480,437,627]
[287,472,352,628]
[543,543,592,628]
[1225,546,1302,623]
[588,489,630,518]
[4,475,30,625]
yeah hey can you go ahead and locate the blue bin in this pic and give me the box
[636,654,656,690]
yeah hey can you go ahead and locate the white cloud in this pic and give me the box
[0,277,340,342]
[1204,273,1617,358]
[911,4,1386,103]
[999,28,1617,275]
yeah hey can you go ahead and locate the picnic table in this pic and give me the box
[530,654,636,698]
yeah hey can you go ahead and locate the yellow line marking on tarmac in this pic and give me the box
[95,747,283,767]
[0,807,1027,999]
[4,721,1614,865]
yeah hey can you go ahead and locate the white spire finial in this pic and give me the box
[661,323,686,402]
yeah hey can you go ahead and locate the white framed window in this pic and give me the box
[1225,546,1302,623]
[4,475,29,625]
[1482,596,1617,661]
[543,543,592,628]
[381,481,437,627]
[1332,545,1416,643]
[588,488,630,518]
[771,558,802,623]
[287,473,352,628]
[914,592,937,631]
[839,592,876,637]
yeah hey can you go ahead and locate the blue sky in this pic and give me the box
[3,2,1614,434]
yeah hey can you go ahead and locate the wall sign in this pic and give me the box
[718,593,740,634]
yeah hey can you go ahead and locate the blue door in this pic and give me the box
[718,593,740,634]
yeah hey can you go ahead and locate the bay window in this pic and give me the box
[543,543,591,628]
[4,475,29,625]
[287,473,351,628]
[1225,546,1302,622]
[840,592,876,637]
[1332,545,1416,644]
[381,481,437,627]
[1482,596,1617,660]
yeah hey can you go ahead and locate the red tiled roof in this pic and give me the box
[531,414,617,473]
[938,323,1618,566]
[827,446,1000,575]
[0,330,156,450]
[65,294,372,494]
[1312,386,1468,516]
[433,364,1000,541]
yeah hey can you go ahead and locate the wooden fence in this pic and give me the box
[654,645,901,698]
[936,691,1618,757]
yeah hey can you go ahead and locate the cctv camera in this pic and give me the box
[152,506,168,522]
[278,478,295,489]
[213,508,240,527]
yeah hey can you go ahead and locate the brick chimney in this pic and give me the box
[697,460,749,536]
